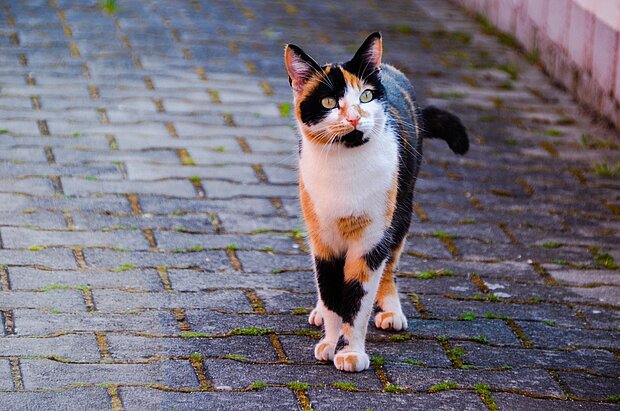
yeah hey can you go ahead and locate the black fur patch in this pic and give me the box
[335,335,349,353]
[299,66,346,126]
[315,256,345,315]
[315,256,366,325]
[337,129,368,147]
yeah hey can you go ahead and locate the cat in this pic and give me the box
[284,32,468,372]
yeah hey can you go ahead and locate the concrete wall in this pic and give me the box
[451,0,620,130]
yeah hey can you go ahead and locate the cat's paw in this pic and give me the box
[308,306,323,327]
[334,350,370,372]
[374,310,408,331]
[314,339,336,361]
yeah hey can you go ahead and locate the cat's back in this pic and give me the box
[380,64,417,112]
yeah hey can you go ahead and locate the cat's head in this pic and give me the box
[284,32,385,148]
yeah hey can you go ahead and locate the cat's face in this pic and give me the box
[285,32,386,148]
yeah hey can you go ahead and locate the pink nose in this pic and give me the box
[347,116,360,127]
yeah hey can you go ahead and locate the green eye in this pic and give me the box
[321,96,337,109]
[360,89,374,103]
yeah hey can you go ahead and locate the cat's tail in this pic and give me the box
[420,106,469,155]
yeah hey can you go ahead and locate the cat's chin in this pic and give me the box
[336,129,369,148]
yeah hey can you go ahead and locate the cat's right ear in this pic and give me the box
[284,44,322,94]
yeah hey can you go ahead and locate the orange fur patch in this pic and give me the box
[344,258,370,284]
[299,179,333,259]
[384,173,398,226]
[337,214,371,240]
[341,68,362,90]
[375,240,405,307]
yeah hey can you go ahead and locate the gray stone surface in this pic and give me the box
[0,0,618,408]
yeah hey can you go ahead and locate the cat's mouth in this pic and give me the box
[336,129,369,148]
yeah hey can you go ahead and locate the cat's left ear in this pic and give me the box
[349,32,383,72]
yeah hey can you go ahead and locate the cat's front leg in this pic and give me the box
[313,256,345,361]
[332,255,386,372]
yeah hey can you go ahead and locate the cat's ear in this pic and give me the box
[349,32,383,72]
[284,44,322,94]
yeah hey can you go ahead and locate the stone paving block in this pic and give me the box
[83,249,230,270]
[396,258,543,282]
[8,267,163,291]
[71,212,215,232]
[492,393,619,410]
[0,147,47,162]
[387,363,564,396]
[459,342,620,375]
[419,295,586,327]
[186,311,308,334]
[204,359,383,390]
[567,286,620,306]
[92,290,251,312]
[0,360,13,390]
[308,388,487,411]
[168,269,315,292]
[556,372,620,400]
[53,148,181,164]
[404,319,521,345]
[155,232,298,253]
[218,213,298,233]
[396,275,479,296]
[0,178,55,195]
[0,389,111,411]
[236,251,310,273]
[107,335,278,361]
[139,196,277,215]
[0,227,150,250]
[20,359,198,389]
[0,210,67,229]
[0,248,77,269]
[61,177,197,197]
[577,305,620,329]
[202,181,296,199]
[517,322,620,349]
[0,194,131,213]
[119,387,298,411]
[124,163,257,182]
[546,268,620,286]
[0,290,86,312]
[0,163,121,179]
[13,309,179,336]
[0,334,100,361]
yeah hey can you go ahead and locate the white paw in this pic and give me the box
[314,339,336,361]
[308,306,323,327]
[374,310,408,331]
[334,350,370,372]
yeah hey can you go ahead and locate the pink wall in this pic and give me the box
[451,0,620,130]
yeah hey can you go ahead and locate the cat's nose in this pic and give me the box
[346,114,360,127]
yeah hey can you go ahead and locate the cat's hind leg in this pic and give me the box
[312,256,345,362]
[374,240,408,331]
[308,302,323,327]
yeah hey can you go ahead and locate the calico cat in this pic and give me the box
[284,32,468,372]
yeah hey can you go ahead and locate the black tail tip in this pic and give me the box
[421,106,469,155]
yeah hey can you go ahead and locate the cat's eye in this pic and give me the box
[360,89,374,103]
[321,96,337,109]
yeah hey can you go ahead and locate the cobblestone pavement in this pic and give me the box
[0,0,619,410]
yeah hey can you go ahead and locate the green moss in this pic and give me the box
[594,253,619,269]
[250,381,268,390]
[286,381,309,391]
[333,381,357,390]
[436,335,448,342]
[475,383,499,411]
[543,320,556,326]
[472,335,488,344]
[446,346,464,361]
[189,352,203,361]
[389,334,411,342]
[223,354,247,361]
[99,0,118,14]
[214,146,226,152]
[180,331,210,338]
[580,133,619,150]
[553,259,568,266]
[487,294,501,302]
[545,128,564,137]
[370,355,385,366]
[478,115,495,122]
[435,91,467,100]
[293,329,321,338]
[459,312,476,321]
[259,247,274,252]
[189,176,201,183]
[594,161,620,177]
[432,230,454,239]
[290,228,306,239]
[500,364,513,370]
[384,384,406,393]
[498,62,519,80]
[484,312,509,320]
[224,244,239,250]
[542,242,561,248]
[292,307,310,315]
[0,129,9,134]
[39,284,90,292]
[394,24,414,34]
[505,138,518,146]
[278,102,291,118]
[187,246,203,252]
[498,81,514,90]
[230,327,273,336]
[607,394,620,403]
[428,381,459,393]
[526,48,540,64]
[28,245,46,251]
[403,359,426,366]
[417,269,454,280]
[112,263,136,272]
